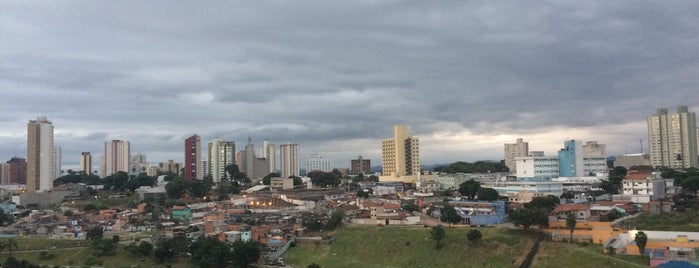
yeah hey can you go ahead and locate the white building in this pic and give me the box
[435,173,472,191]
[208,139,235,183]
[615,171,666,203]
[280,142,299,178]
[484,181,563,197]
[504,138,529,174]
[648,106,698,168]
[53,146,61,179]
[306,153,332,173]
[262,139,276,173]
[515,155,559,181]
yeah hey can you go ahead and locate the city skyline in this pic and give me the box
[2,2,699,171]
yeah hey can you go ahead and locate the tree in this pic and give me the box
[308,263,321,268]
[230,240,262,268]
[610,166,628,176]
[467,229,482,243]
[600,176,623,194]
[262,172,279,185]
[86,226,104,240]
[190,236,232,267]
[165,177,189,199]
[566,212,577,242]
[356,189,370,198]
[458,179,481,200]
[437,161,509,173]
[92,238,117,256]
[430,225,445,249]
[227,164,251,185]
[440,204,461,226]
[560,192,574,203]
[508,208,548,230]
[307,171,339,188]
[524,195,560,212]
[126,241,153,257]
[402,202,420,213]
[104,171,130,192]
[476,188,500,201]
[635,231,648,256]
[125,173,157,192]
[189,178,212,198]
[326,210,345,230]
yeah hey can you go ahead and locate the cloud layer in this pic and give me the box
[1,1,698,171]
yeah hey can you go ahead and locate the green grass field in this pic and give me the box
[620,211,699,232]
[284,225,649,268]
[0,237,190,268]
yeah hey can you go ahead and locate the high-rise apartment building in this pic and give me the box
[104,140,130,177]
[350,155,371,174]
[208,139,235,183]
[582,141,607,176]
[6,157,27,184]
[156,160,182,175]
[184,135,201,181]
[380,125,420,184]
[306,153,332,173]
[200,160,208,179]
[504,138,529,174]
[238,137,270,180]
[280,142,299,178]
[648,106,698,169]
[27,117,54,193]
[0,163,7,184]
[263,139,276,173]
[558,140,584,177]
[53,146,61,179]
[582,141,606,157]
[129,153,148,176]
[80,152,92,175]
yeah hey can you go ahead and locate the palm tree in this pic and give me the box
[635,231,648,255]
[566,212,577,242]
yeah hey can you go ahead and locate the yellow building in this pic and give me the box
[380,125,420,184]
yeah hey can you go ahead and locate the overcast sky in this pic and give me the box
[1,1,698,172]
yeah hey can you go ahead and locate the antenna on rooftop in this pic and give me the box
[640,139,643,154]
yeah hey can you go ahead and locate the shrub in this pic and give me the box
[467,229,482,243]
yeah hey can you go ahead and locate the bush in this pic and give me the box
[38,250,55,260]
[467,229,482,242]
[84,256,102,265]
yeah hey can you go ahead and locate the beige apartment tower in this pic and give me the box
[27,117,54,193]
[648,106,698,169]
[80,152,92,175]
[104,140,130,177]
[504,138,529,173]
[380,125,420,184]
[280,142,300,178]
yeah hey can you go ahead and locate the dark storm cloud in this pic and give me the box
[1,1,699,169]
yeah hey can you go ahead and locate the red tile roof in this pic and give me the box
[552,204,590,214]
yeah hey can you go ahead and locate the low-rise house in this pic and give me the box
[614,171,667,203]
[550,203,591,221]
[447,200,507,226]
[507,190,546,204]
[170,206,192,222]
